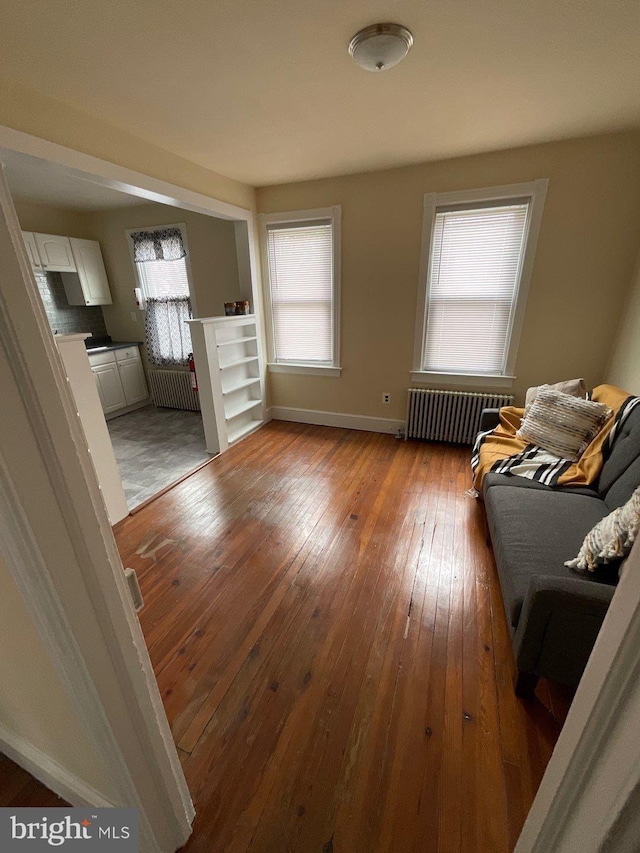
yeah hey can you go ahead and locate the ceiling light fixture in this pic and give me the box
[348,23,414,72]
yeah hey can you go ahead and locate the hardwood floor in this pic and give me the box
[0,754,68,808]
[113,420,572,853]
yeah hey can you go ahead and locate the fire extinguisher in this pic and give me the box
[188,353,198,392]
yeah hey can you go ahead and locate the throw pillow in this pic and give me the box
[524,377,586,416]
[516,388,611,462]
[565,487,640,572]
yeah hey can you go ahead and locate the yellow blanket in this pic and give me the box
[472,384,633,491]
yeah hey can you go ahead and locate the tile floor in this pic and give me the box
[107,405,212,510]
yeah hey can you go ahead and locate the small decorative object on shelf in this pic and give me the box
[235,300,251,315]
[224,302,237,316]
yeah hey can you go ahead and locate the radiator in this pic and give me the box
[406,389,513,445]
[148,369,201,412]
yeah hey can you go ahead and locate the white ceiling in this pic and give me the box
[0,148,145,210]
[0,0,639,187]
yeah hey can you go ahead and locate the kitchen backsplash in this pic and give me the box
[35,269,108,338]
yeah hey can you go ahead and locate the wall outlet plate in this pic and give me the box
[382,393,391,404]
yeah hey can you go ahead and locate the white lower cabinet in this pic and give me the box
[88,345,149,415]
[118,358,148,405]
[92,363,127,413]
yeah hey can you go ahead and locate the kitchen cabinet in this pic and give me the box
[62,239,112,306]
[21,231,113,306]
[34,233,77,272]
[88,345,149,416]
[92,362,127,414]
[22,231,42,269]
[117,354,148,405]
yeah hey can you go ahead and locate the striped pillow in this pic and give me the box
[517,388,611,461]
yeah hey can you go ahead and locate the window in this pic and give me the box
[260,207,341,376]
[413,181,547,387]
[128,224,194,367]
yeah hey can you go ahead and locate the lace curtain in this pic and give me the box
[132,227,186,262]
[144,296,193,366]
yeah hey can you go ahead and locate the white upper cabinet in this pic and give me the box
[34,233,77,272]
[67,238,112,305]
[22,231,113,306]
[22,231,42,269]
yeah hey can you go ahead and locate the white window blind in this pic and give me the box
[422,201,530,375]
[267,220,334,364]
[137,257,190,299]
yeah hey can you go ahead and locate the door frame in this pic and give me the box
[0,127,262,851]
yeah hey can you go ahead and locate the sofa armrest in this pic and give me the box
[514,574,615,687]
[479,407,501,433]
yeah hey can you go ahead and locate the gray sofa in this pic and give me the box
[480,403,640,697]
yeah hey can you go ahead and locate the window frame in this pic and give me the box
[126,222,198,316]
[412,180,548,388]
[259,206,341,377]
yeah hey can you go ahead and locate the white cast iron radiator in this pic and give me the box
[405,389,513,445]
[148,369,201,412]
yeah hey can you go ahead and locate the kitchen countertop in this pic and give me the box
[86,341,143,353]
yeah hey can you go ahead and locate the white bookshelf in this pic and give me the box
[186,315,265,454]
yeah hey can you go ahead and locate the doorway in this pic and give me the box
[0,143,264,514]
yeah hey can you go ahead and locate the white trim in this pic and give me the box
[413,179,548,379]
[0,722,116,809]
[0,167,193,850]
[268,362,342,377]
[515,541,640,852]
[258,207,339,225]
[0,125,251,221]
[258,206,342,371]
[269,406,403,435]
[410,371,515,389]
[425,180,548,208]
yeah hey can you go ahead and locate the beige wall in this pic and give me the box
[0,76,255,211]
[13,198,97,239]
[606,250,640,395]
[0,552,115,799]
[257,131,640,420]
[88,203,241,348]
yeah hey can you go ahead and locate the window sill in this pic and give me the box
[268,363,342,377]
[410,371,515,390]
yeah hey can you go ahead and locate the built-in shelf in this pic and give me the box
[217,335,258,348]
[220,355,259,370]
[222,377,261,396]
[228,419,263,445]
[225,398,262,420]
[187,313,264,454]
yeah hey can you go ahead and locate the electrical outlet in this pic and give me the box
[130,312,138,322]
[382,393,391,404]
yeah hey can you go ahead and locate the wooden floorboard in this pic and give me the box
[112,420,573,852]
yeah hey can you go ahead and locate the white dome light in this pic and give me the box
[348,23,414,73]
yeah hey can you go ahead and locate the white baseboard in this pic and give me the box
[0,721,115,807]
[269,406,404,435]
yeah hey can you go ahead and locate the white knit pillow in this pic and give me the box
[565,487,640,572]
[524,377,586,416]
[517,388,611,461]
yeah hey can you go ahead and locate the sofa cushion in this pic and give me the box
[482,472,600,499]
[485,487,613,627]
[597,403,640,500]
[603,454,640,511]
